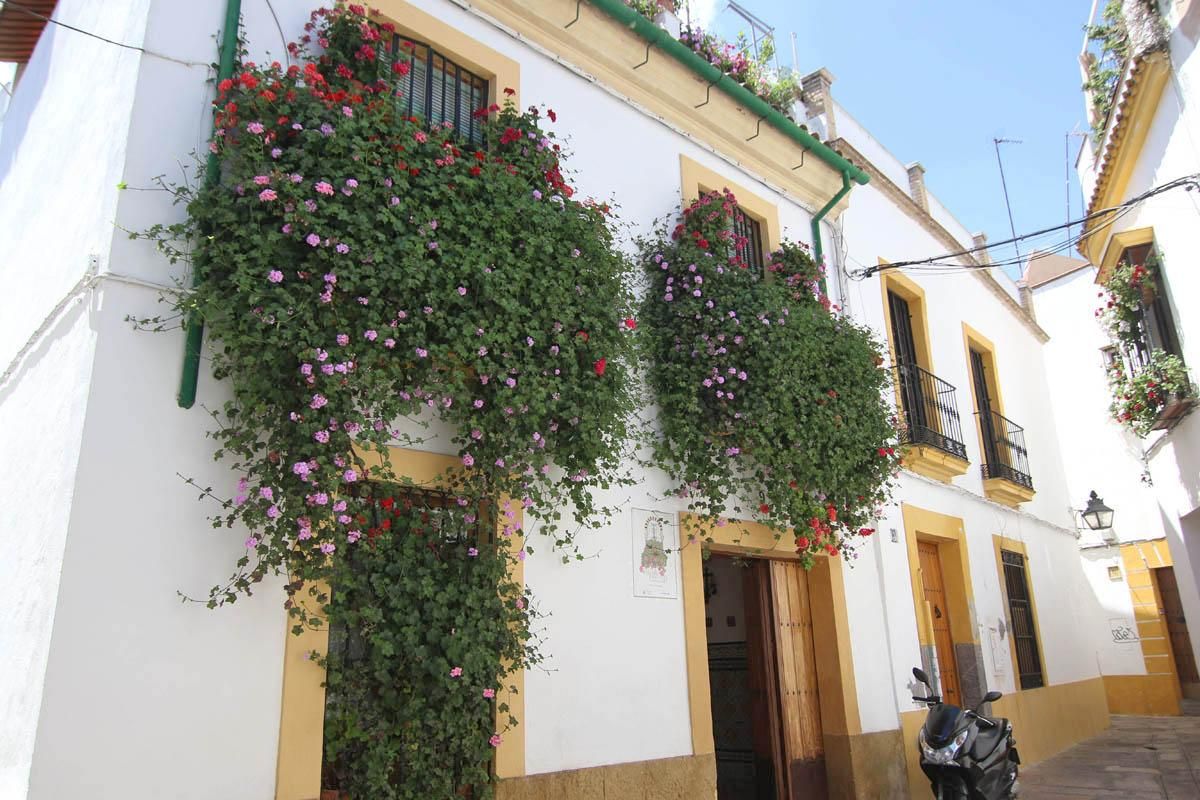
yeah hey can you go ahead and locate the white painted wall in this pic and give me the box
[1032,268,1167,549]
[3,1,1114,796]
[1065,4,1200,673]
[0,1,152,796]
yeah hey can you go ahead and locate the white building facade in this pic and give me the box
[0,1,1115,799]
[1026,0,1200,719]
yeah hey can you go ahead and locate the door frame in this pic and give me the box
[901,504,979,704]
[680,514,862,791]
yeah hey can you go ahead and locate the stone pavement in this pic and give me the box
[1020,701,1200,799]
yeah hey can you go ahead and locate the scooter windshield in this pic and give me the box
[924,703,965,746]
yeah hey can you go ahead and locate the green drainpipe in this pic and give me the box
[585,0,866,292]
[178,0,243,409]
[811,172,852,295]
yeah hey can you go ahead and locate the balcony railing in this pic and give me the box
[977,410,1033,489]
[894,363,968,462]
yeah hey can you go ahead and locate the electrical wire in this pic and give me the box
[0,0,209,67]
[852,174,1200,279]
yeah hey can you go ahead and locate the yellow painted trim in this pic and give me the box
[901,504,976,648]
[1083,53,1171,266]
[991,536,1048,691]
[374,0,521,109]
[462,0,849,215]
[1098,226,1156,282]
[981,477,1036,508]
[903,445,970,484]
[273,448,527,799]
[961,322,1005,417]
[274,585,331,800]
[679,154,782,253]
[961,323,1034,506]
[879,268,935,373]
[679,532,714,756]
[679,513,863,753]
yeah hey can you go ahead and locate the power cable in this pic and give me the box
[0,0,209,67]
[853,174,1200,279]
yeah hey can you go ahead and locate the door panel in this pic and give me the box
[770,561,827,800]
[918,542,962,707]
[744,560,786,800]
[1155,567,1200,685]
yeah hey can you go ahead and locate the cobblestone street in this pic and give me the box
[1021,702,1200,799]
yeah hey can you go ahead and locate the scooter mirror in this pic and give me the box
[982,690,1002,703]
[913,667,930,686]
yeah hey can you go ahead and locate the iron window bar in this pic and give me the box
[893,362,968,461]
[1001,550,1044,690]
[731,205,765,277]
[389,36,489,147]
[977,409,1033,489]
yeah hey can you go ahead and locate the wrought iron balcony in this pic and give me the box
[894,363,968,462]
[977,410,1033,490]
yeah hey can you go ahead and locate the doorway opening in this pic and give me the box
[917,540,962,707]
[704,554,827,800]
[1153,566,1200,699]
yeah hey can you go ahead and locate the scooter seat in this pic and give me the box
[970,718,1009,760]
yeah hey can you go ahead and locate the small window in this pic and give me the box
[1121,243,1183,368]
[1101,345,1118,370]
[1001,550,1044,689]
[731,205,766,276]
[1108,565,1123,581]
[390,38,489,146]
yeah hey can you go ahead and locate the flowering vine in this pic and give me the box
[639,190,899,564]
[140,5,635,794]
[1096,254,1194,436]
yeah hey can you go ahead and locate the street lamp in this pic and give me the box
[1080,491,1115,532]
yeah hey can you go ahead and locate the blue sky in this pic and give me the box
[696,0,1095,278]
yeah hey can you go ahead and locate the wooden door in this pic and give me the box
[1155,567,1200,687]
[770,561,827,800]
[918,542,962,707]
[744,560,786,800]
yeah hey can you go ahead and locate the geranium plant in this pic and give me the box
[138,4,636,795]
[639,190,899,565]
[1108,351,1193,436]
[679,26,802,118]
[1095,256,1153,349]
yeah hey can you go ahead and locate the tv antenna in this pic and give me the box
[993,138,1023,264]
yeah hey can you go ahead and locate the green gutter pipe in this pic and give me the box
[178,0,243,408]
[811,172,852,294]
[587,0,869,186]
[586,0,866,293]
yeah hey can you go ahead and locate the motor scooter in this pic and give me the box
[911,666,1020,799]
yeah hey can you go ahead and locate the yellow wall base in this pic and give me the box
[1103,674,1181,716]
[902,676,1110,800]
[495,754,715,799]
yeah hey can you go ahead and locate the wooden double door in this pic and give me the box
[709,557,826,800]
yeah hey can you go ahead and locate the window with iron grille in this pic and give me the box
[1001,550,1044,689]
[731,205,765,276]
[389,37,489,146]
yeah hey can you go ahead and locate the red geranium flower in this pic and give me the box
[593,358,607,377]
[759,503,770,514]
[503,86,515,96]
[548,108,557,122]
[624,318,637,330]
